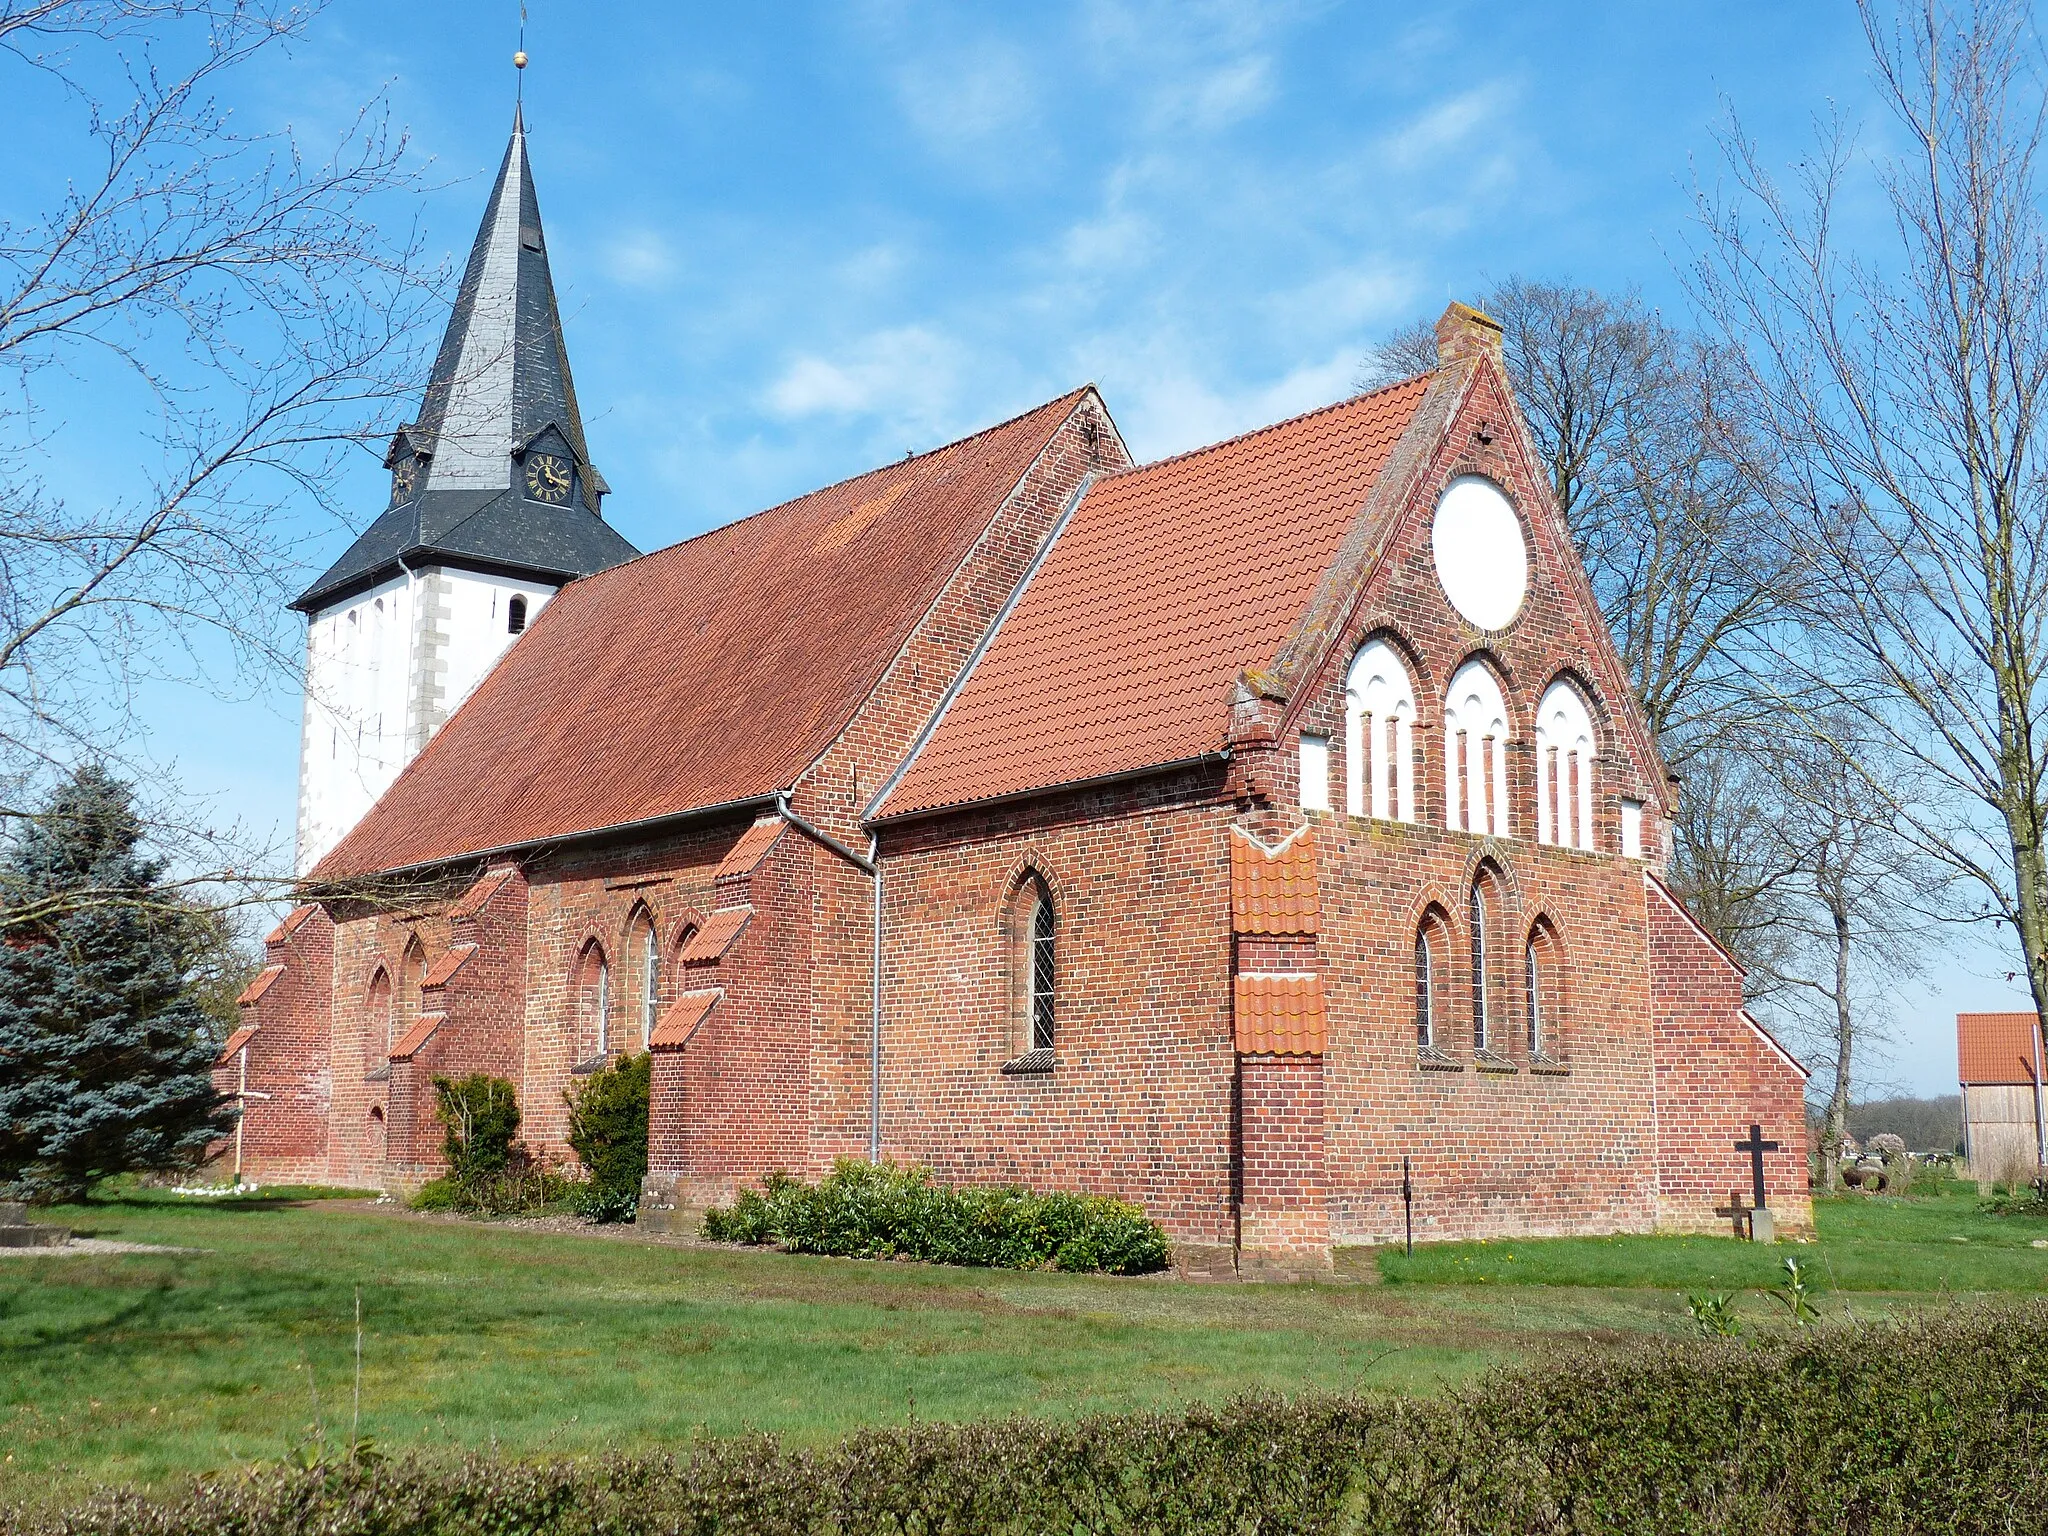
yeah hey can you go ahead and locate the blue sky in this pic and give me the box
[8,1,2019,1094]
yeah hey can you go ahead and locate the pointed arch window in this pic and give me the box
[1005,873,1059,1065]
[626,908,658,1053]
[576,939,611,1057]
[401,937,427,1023]
[365,967,393,1074]
[1536,680,1597,851]
[1445,660,1512,837]
[1526,920,1564,1062]
[1347,639,1417,822]
[1470,877,1496,1054]
[1032,896,1057,1051]
[1414,911,1448,1052]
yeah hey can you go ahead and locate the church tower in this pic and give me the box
[291,109,639,874]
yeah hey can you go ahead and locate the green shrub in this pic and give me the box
[21,1303,2048,1535]
[411,1077,573,1217]
[565,1053,649,1222]
[432,1073,520,1182]
[702,1160,1171,1275]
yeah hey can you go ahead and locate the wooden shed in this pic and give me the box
[1958,1011,2046,1181]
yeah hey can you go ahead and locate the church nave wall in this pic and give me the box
[870,768,1241,1252]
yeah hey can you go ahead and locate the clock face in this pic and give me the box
[390,456,415,504]
[524,452,572,504]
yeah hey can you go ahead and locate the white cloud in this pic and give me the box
[601,231,679,288]
[764,325,966,426]
[1380,81,1518,172]
[890,40,1038,152]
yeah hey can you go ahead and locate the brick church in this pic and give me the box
[221,112,1812,1269]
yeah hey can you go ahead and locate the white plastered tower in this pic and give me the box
[293,110,638,874]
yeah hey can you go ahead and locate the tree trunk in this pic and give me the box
[1818,898,1855,1194]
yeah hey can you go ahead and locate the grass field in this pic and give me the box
[1,1178,2041,1504]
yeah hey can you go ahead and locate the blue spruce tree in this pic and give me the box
[0,766,237,1202]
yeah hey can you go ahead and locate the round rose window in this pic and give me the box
[1431,475,1529,631]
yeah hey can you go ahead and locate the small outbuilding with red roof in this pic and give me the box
[1957,1011,2046,1180]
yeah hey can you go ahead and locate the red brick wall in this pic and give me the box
[222,906,335,1183]
[790,394,1130,1171]
[1237,1056,1328,1255]
[650,824,817,1209]
[1647,877,1814,1234]
[326,897,457,1187]
[871,768,1239,1249]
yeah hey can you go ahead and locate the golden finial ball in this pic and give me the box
[513,50,528,68]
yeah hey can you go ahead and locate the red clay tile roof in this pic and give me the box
[881,379,1430,818]
[237,965,285,1007]
[390,1014,441,1061]
[421,944,476,988]
[680,908,751,964]
[1958,1011,2044,1085]
[216,1024,258,1063]
[314,391,1092,878]
[449,867,516,919]
[649,988,721,1050]
[714,818,787,881]
[1231,826,1321,936]
[1234,973,1327,1056]
[266,906,319,945]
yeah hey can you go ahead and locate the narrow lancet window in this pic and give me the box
[1415,927,1436,1050]
[1031,893,1057,1052]
[1470,883,1492,1053]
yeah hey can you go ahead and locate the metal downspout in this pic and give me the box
[870,835,883,1162]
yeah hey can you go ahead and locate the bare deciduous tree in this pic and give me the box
[1688,0,2048,1036]
[1742,727,1934,1187]
[0,0,440,920]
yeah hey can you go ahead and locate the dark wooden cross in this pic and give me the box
[1735,1122,1779,1210]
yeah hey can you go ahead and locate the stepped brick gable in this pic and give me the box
[233,279,1813,1265]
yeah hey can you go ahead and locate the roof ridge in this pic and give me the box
[1100,371,1433,483]
[570,386,1094,582]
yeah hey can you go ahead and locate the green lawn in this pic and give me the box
[1381,1180,2048,1293]
[0,1180,2039,1505]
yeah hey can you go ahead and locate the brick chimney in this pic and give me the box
[1435,301,1503,365]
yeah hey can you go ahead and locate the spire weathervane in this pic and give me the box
[513,3,528,103]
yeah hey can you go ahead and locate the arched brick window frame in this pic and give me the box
[364,966,393,1074]
[400,936,427,1025]
[1444,654,1517,838]
[1525,915,1567,1064]
[1347,633,1421,822]
[666,909,706,976]
[1468,863,1511,1057]
[1414,903,1454,1055]
[621,904,658,1054]
[572,937,610,1059]
[998,866,1061,1063]
[1535,674,1601,852]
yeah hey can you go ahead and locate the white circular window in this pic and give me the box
[1431,475,1529,630]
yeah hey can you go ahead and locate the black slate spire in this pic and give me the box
[295,110,638,613]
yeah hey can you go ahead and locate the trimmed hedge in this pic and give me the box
[17,1304,2046,1534]
[702,1160,1171,1275]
